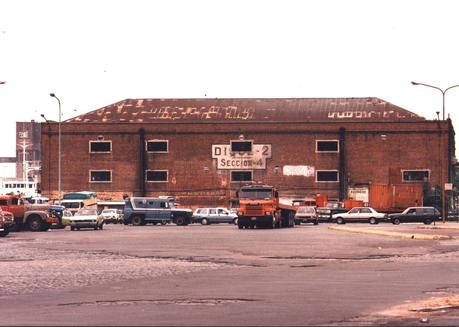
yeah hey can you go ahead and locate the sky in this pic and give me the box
[1,0,459,160]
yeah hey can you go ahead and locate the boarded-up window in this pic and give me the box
[90,170,112,182]
[402,170,429,182]
[231,171,252,182]
[90,141,111,153]
[231,141,252,152]
[316,170,339,182]
[146,140,168,153]
[316,140,339,152]
[146,170,168,182]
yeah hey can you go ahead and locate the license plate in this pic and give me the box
[251,217,256,221]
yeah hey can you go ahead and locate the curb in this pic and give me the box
[328,225,452,240]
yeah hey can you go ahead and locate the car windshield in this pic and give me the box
[239,188,273,200]
[75,209,97,216]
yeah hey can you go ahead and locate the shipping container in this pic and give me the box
[369,183,423,213]
[343,199,364,209]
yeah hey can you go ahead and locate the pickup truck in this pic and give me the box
[123,197,193,226]
[0,195,59,231]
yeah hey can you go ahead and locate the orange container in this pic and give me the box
[316,195,328,207]
[343,199,364,209]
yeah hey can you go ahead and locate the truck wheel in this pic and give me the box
[201,218,208,225]
[0,230,9,237]
[392,218,401,225]
[131,215,144,226]
[336,217,344,225]
[28,216,44,232]
[175,216,186,226]
[369,217,377,224]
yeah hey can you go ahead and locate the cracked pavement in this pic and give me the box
[0,223,458,326]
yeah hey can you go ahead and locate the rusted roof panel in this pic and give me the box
[65,97,424,123]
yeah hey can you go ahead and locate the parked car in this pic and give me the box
[316,204,348,222]
[69,208,104,231]
[388,207,441,225]
[294,206,318,225]
[60,209,74,227]
[193,207,238,225]
[100,208,122,224]
[332,207,387,224]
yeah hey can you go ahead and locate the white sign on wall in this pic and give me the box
[348,186,369,202]
[212,144,272,169]
[283,165,315,177]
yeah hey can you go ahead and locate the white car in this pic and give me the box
[69,208,104,231]
[332,207,387,224]
[100,208,122,224]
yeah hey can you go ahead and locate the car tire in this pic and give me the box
[392,218,401,225]
[0,230,9,237]
[294,220,300,225]
[369,217,377,225]
[201,218,208,225]
[336,217,344,224]
[161,220,167,225]
[99,223,104,230]
[70,226,75,231]
[424,219,432,225]
[131,215,143,226]
[232,218,238,225]
[313,220,319,225]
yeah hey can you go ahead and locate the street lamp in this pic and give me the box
[411,81,459,223]
[49,93,61,204]
[411,81,459,120]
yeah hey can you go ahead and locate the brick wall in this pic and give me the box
[41,120,452,207]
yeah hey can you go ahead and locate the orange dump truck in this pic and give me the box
[236,184,296,229]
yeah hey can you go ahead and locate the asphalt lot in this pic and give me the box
[0,222,459,326]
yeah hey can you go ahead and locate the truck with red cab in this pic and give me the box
[0,207,14,237]
[0,195,59,231]
[236,184,296,229]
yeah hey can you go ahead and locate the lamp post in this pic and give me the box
[412,82,459,223]
[411,81,459,120]
[49,93,61,204]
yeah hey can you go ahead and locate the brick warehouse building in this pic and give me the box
[40,97,455,208]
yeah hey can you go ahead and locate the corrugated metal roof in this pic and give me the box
[65,97,424,123]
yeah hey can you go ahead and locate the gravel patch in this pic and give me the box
[0,240,228,296]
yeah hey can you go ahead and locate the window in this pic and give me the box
[90,141,112,153]
[348,208,359,214]
[316,140,339,153]
[146,140,168,153]
[90,170,112,183]
[209,208,217,215]
[231,140,252,152]
[316,170,339,182]
[402,170,430,182]
[231,170,252,182]
[146,170,168,182]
